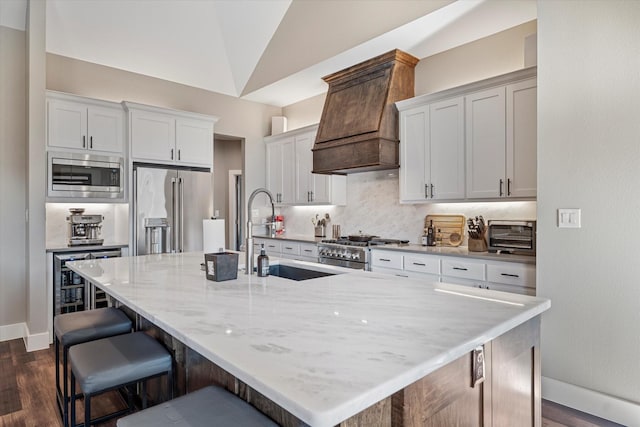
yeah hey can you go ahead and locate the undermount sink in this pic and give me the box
[267,264,339,281]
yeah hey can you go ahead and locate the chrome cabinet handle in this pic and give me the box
[178,149,181,161]
[310,191,314,201]
[82,135,86,148]
[379,258,391,262]
[89,136,93,149]
[430,184,434,198]
[507,178,512,196]
[412,262,426,266]
[171,148,174,160]
[499,179,504,197]
[425,184,429,199]
[452,267,468,271]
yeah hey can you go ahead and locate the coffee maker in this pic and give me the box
[67,208,104,246]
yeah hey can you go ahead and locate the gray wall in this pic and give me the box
[538,1,640,424]
[0,26,27,333]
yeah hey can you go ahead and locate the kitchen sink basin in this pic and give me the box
[267,264,339,281]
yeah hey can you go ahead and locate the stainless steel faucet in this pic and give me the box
[245,188,275,274]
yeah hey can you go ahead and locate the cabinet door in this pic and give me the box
[506,79,537,198]
[466,87,506,199]
[87,106,123,153]
[131,110,175,163]
[429,97,465,200]
[176,118,213,168]
[399,105,429,202]
[266,142,284,203]
[48,99,87,150]
[280,139,295,204]
[266,139,294,205]
[295,133,314,203]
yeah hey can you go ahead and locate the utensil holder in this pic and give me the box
[468,236,488,252]
[314,225,325,237]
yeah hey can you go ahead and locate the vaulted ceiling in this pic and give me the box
[6,0,537,107]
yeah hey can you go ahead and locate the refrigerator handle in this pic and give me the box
[179,177,184,252]
[172,177,177,253]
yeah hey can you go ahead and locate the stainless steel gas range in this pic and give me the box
[317,237,409,270]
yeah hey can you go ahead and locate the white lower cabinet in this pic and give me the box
[253,238,319,263]
[370,248,535,295]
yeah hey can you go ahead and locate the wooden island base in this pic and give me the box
[127,304,540,427]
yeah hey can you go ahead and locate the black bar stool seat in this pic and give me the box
[117,386,278,427]
[55,307,132,427]
[69,331,173,427]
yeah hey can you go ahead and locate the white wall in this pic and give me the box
[537,1,640,425]
[0,25,27,338]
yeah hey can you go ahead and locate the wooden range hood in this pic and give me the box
[312,49,419,174]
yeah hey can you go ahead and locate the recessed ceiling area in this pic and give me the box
[12,0,536,107]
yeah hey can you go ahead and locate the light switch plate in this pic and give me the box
[558,208,581,228]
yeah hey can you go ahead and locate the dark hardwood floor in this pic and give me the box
[0,338,626,427]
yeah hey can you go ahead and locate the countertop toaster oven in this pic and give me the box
[487,220,536,255]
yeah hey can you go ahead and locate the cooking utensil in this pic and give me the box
[348,234,377,242]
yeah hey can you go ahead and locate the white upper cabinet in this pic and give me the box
[429,97,465,200]
[399,97,465,202]
[466,78,537,200]
[466,87,507,199]
[397,67,537,203]
[130,110,175,163]
[47,92,124,154]
[175,118,214,167]
[266,136,295,205]
[506,78,537,198]
[125,102,218,168]
[266,124,346,206]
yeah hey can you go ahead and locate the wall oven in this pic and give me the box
[48,151,124,199]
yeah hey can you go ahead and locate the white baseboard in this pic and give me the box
[23,324,49,352]
[543,376,640,427]
[0,322,26,342]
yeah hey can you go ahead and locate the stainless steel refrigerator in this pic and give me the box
[133,165,213,255]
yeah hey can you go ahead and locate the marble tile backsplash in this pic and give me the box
[279,171,536,244]
[46,203,130,248]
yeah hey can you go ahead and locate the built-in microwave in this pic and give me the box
[47,151,124,199]
[487,220,536,255]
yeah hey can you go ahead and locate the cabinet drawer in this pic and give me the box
[370,250,403,270]
[281,243,300,256]
[404,254,440,275]
[371,266,410,278]
[486,262,535,288]
[441,258,485,280]
[299,243,318,258]
[485,282,536,296]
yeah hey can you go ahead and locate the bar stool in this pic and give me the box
[69,331,173,427]
[55,307,133,427]
[117,386,278,427]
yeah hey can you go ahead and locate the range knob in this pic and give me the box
[352,253,360,260]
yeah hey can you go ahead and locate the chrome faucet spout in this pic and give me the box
[245,188,275,274]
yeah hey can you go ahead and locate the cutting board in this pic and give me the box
[424,214,465,247]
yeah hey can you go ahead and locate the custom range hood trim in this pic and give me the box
[312,49,419,175]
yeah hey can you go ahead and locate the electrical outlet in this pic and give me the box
[558,208,581,228]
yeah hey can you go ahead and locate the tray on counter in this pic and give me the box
[424,214,465,247]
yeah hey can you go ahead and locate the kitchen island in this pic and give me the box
[68,252,550,427]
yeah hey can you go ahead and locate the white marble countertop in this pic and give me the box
[67,252,549,427]
[253,234,535,264]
